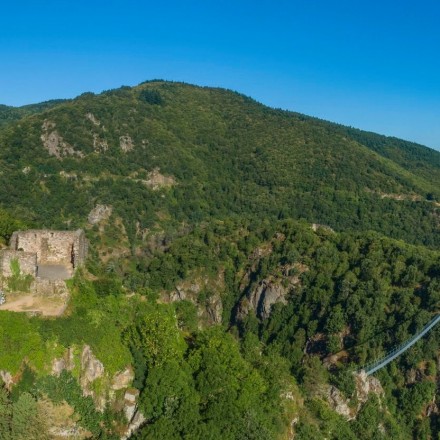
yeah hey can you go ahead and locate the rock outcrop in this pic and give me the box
[86,112,101,126]
[237,263,305,320]
[355,370,384,406]
[246,280,289,319]
[51,347,75,376]
[170,272,225,325]
[119,135,134,152]
[326,385,354,419]
[0,370,13,389]
[206,294,223,324]
[123,388,140,422]
[88,204,113,225]
[111,367,134,390]
[122,409,146,440]
[93,133,108,153]
[41,120,84,159]
[80,345,105,390]
[144,167,175,190]
[326,371,385,421]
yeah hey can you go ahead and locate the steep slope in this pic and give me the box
[0,81,438,249]
[341,125,440,188]
[0,99,68,127]
[1,82,440,439]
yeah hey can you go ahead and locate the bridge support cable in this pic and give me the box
[361,314,440,376]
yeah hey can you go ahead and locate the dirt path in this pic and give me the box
[0,293,68,316]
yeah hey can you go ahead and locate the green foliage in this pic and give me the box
[134,325,286,440]
[138,360,200,437]
[174,299,199,333]
[92,275,124,296]
[305,398,358,440]
[139,88,164,105]
[126,304,186,368]
[7,258,33,292]
[0,385,12,440]
[10,364,36,401]
[0,386,49,440]
[0,81,439,253]
[397,381,436,422]
[0,210,23,243]
[0,312,57,373]
[1,82,440,438]
[11,392,49,440]
[36,371,102,436]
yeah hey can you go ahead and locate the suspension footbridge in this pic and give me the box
[361,314,440,376]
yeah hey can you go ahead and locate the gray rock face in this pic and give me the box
[325,373,385,421]
[86,112,101,126]
[122,408,146,440]
[52,358,66,376]
[240,280,289,320]
[51,347,75,376]
[119,135,134,152]
[355,371,384,405]
[170,275,224,325]
[93,133,108,153]
[111,367,134,390]
[206,294,223,324]
[123,388,140,422]
[258,281,289,319]
[327,385,353,419]
[41,120,84,159]
[80,345,104,389]
[88,204,113,224]
[144,167,175,190]
[237,261,306,321]
[0,370,13,389]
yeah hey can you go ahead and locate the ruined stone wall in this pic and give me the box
[73,230,88,269]
[9,230,87,268]
[32,278,68,296]
[0,250,37,277]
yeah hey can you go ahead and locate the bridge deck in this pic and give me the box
[362,314,440,376]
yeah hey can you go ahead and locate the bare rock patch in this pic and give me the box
[86,112,101,126]
[41,120,84,159]
[88,204,113,225]
[143,167,176,190]
[119,135,134,152]
[93,133,108,153]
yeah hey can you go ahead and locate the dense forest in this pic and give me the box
[0,81,439,439]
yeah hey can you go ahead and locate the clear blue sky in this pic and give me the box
[1,0,439,150]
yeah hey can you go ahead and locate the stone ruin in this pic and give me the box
[0,229,88,281]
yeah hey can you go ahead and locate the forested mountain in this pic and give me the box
[0,81,439,247]
[0,81,439,439]
[0,99,68,127]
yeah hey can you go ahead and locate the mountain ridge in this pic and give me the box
[0,80,438,248]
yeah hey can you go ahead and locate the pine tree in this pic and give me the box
[11,392,48,440]
[0,384,12,440]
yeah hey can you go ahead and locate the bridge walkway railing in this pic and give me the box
[361,314,440,376]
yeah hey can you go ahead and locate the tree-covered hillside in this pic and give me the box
[0,81,439,439]
[0,99,68,127]
[0,81,439,248]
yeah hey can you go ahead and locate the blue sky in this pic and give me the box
[1,0,439,150]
